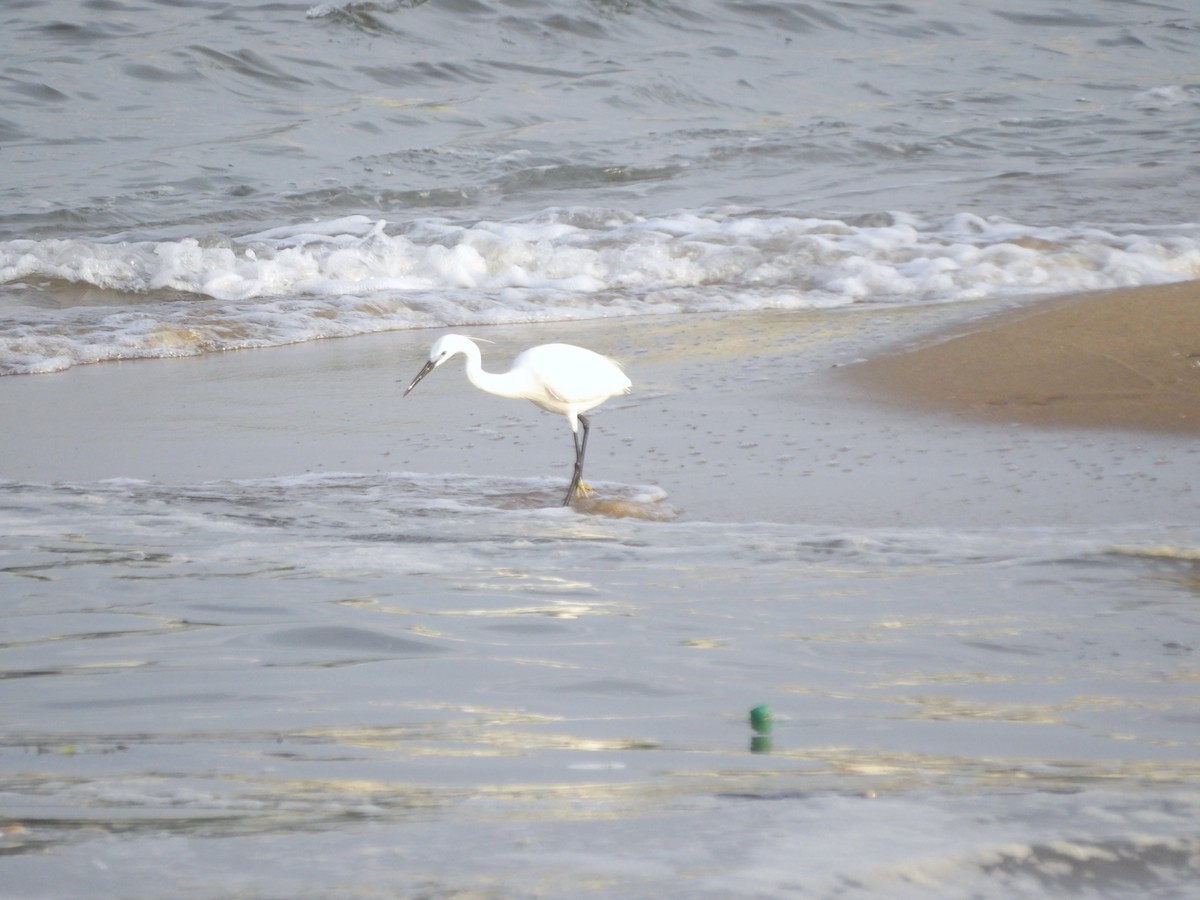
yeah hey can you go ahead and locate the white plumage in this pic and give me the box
[404,334,631,505]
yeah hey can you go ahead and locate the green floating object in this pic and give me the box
[749,704,774,733]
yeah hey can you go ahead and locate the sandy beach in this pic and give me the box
[5,282,1197,527]
[851,280,1200,435]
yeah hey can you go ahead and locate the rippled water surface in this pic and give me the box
[5,0,1200,232]
[2,474,1199,895]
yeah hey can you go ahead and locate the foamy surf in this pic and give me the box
[3,210,1198,374]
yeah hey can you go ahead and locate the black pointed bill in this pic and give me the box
[404,359,437,396]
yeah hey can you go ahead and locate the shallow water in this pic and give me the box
[2,474,1199,896]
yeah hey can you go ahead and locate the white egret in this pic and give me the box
[404,334,632,506]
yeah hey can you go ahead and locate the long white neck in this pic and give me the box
[459,341,530,400]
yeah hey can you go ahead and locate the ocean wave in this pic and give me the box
[2,209,1198,374]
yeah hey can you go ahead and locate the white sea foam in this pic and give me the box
[2,210,1198,374]
[1130,85,1200,111]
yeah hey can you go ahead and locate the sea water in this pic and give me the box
[1,473,1198,896]
[2,1,1199,896]
[2,0,1199,373]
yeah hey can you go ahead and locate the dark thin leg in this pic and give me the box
[563,415,590,506]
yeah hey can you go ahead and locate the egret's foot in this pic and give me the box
[561,480,592,507]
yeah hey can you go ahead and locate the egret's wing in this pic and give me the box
[523,344,631,405]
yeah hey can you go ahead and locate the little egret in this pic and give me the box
[404,334,632,506]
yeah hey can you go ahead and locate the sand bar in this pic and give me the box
[849,281,1200,434]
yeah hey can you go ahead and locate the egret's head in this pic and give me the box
[403,334,477,396]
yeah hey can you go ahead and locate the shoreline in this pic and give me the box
[3,284,1197,527]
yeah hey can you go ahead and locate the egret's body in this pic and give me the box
[404,334,631,505]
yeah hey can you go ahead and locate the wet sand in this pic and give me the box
[3,284,1197,527]
[849,281,1200,434]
